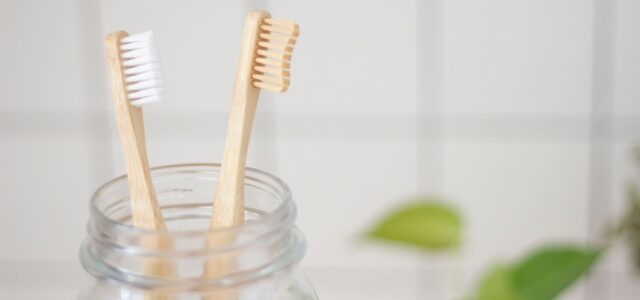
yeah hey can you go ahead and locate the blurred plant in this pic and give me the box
[364,197,602,300]
[603,185,640,275]
[364,148,640,299]
[474,246,601,300]
[624,188,640,272]
[366,198,462,251]
[606,147,640,274]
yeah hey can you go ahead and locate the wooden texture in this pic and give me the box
[210,10,271,230]
[205,10,300,299]
[105,31,173,300]
[204,13,271,300]
[105,32,166,230]
[210,11,299,229]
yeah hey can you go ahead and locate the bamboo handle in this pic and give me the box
[203,11,271,300]
[105,32,166,230]
[210,10,271,230]
[106,31,173,300]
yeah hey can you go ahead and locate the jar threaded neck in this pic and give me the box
[80,163,306,290]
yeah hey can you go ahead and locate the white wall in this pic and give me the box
[1,0,639,299]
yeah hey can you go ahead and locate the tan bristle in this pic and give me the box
[252,74,290,86]
[261,18,300,37]
[258,33,297,45]
[254,65,291,78]
[257,49,292,61]
[260,25,299,39]
[257,41,295,53]
[252,18,299,93]
[256,57,290,69]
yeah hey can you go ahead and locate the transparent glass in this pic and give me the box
[79,163,318,299]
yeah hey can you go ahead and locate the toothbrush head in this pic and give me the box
[252,18,299,93]
[119,31,163,107]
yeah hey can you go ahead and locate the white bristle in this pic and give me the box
[120,31,163,107]
[121,31,153,43]
[128,87,164,99]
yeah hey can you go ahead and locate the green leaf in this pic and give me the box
[511,246,601,300]
[366,199,461,251]
[477,264,521,300]
[625,187,640,273]
[474,246,601,300]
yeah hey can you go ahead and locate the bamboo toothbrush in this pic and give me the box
[105,31,174,291]
[211,10,300,230]
[202,11,299,299]
[105,31,166,230]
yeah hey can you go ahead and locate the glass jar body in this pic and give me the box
[78,268,316,299]
[78,164,318,299]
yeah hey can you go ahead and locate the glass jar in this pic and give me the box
[79,163,318,299]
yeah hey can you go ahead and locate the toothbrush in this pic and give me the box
[105,31,166,230]
[105,31,174,291]
[211,10,300,230]
[202,11,299,298]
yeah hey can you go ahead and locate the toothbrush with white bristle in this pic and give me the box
[105,31,166,230]
[105,32,176,300]
[105,31,174,299]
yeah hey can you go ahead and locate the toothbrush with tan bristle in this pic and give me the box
[105,31,174,292]
[211,10,299,230]
[203,11,299,298]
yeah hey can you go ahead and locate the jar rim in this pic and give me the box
[90,163,294,238]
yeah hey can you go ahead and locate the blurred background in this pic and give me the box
[1,0,639,299]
